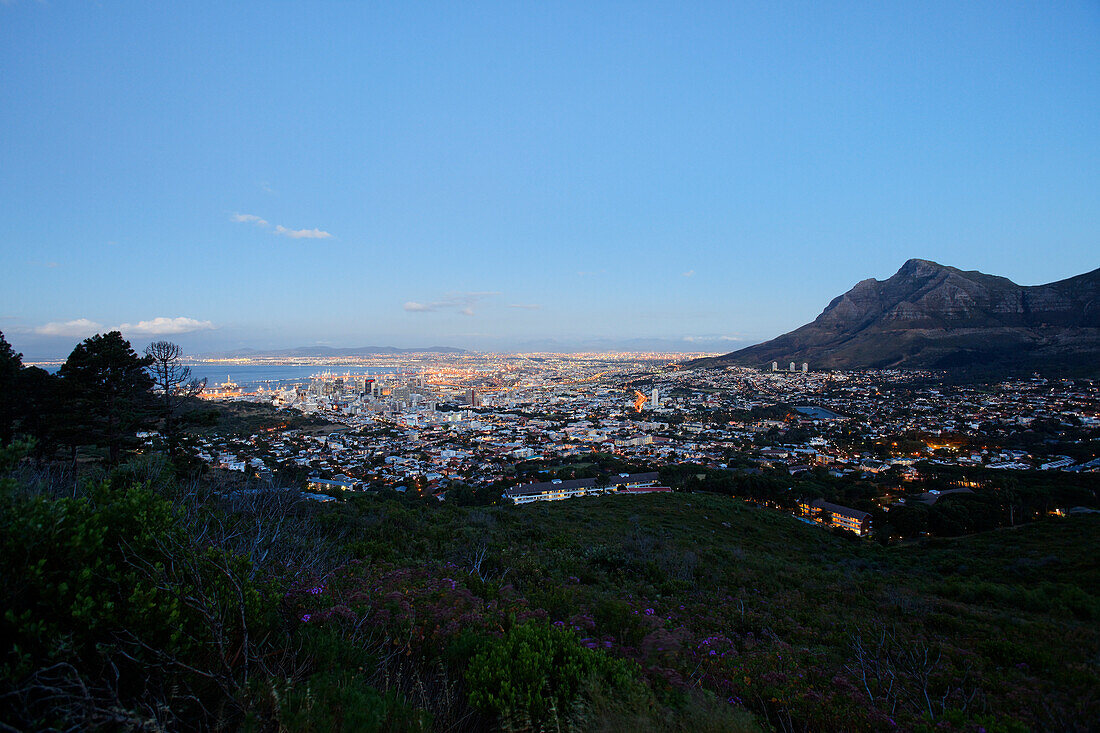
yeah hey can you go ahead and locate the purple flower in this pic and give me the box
[301,614,311,622]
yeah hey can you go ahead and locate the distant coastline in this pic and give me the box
[32,362,399,391]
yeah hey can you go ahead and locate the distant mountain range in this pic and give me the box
[503,337,738,354]
[198,339,735,358]
[200,345,468,358]
[694,259,1100,375]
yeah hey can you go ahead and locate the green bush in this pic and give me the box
[592,597,649,647]
[0,480,272,728]
[465,622,645,728]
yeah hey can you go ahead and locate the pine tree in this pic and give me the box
[58,331,154,464]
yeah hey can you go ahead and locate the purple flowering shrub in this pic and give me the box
[285,562,549,658]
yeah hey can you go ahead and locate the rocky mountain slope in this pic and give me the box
[700,259,1100,373]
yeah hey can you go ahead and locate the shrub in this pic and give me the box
[465,621,646,729]
[262,671,431,733]
[592,597,650,647]
[0,480,272,729]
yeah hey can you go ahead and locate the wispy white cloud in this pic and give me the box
[274,225,332,239]
[231,212,269,226]
[508,303,542,310]
[404,292,500,316]
[682,335,745,343]
[34,316,215,339]
[117,317,215,335]
[681,269,695,278]
[34,318,103,338]
[231,212,333,239]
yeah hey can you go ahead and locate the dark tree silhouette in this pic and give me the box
[58,331,154,464]
[15,366,65,459]
[144,340,206,450]
[0,331,23,445]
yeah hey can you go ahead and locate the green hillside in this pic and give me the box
[3,451,1097,731]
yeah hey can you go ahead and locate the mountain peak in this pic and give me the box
[900,257,945,270]
[895,258,951,279]
[699,261,1100,375]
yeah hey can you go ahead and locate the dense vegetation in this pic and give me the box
[180,399,337,438]
[3,440,1097,730]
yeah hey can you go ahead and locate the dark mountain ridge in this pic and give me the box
[699,259,1100,374]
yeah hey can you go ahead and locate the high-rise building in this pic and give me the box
[789,362,796,372]
[650,388,659,409]
[802,362,808,373]
[466,389,482,408]
[771,361,778,371]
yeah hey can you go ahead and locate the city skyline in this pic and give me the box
[3,1,1098,359]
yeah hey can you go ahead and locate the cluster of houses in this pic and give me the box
[173,357,1100,539]
[502,472,669,504]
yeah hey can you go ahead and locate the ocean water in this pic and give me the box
[42,363,398,390]
[186,364,398,389]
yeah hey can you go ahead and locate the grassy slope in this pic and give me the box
[332,492,1099,730]
[182,399,342,437]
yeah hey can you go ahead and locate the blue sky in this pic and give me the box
[2,1,1098,359]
